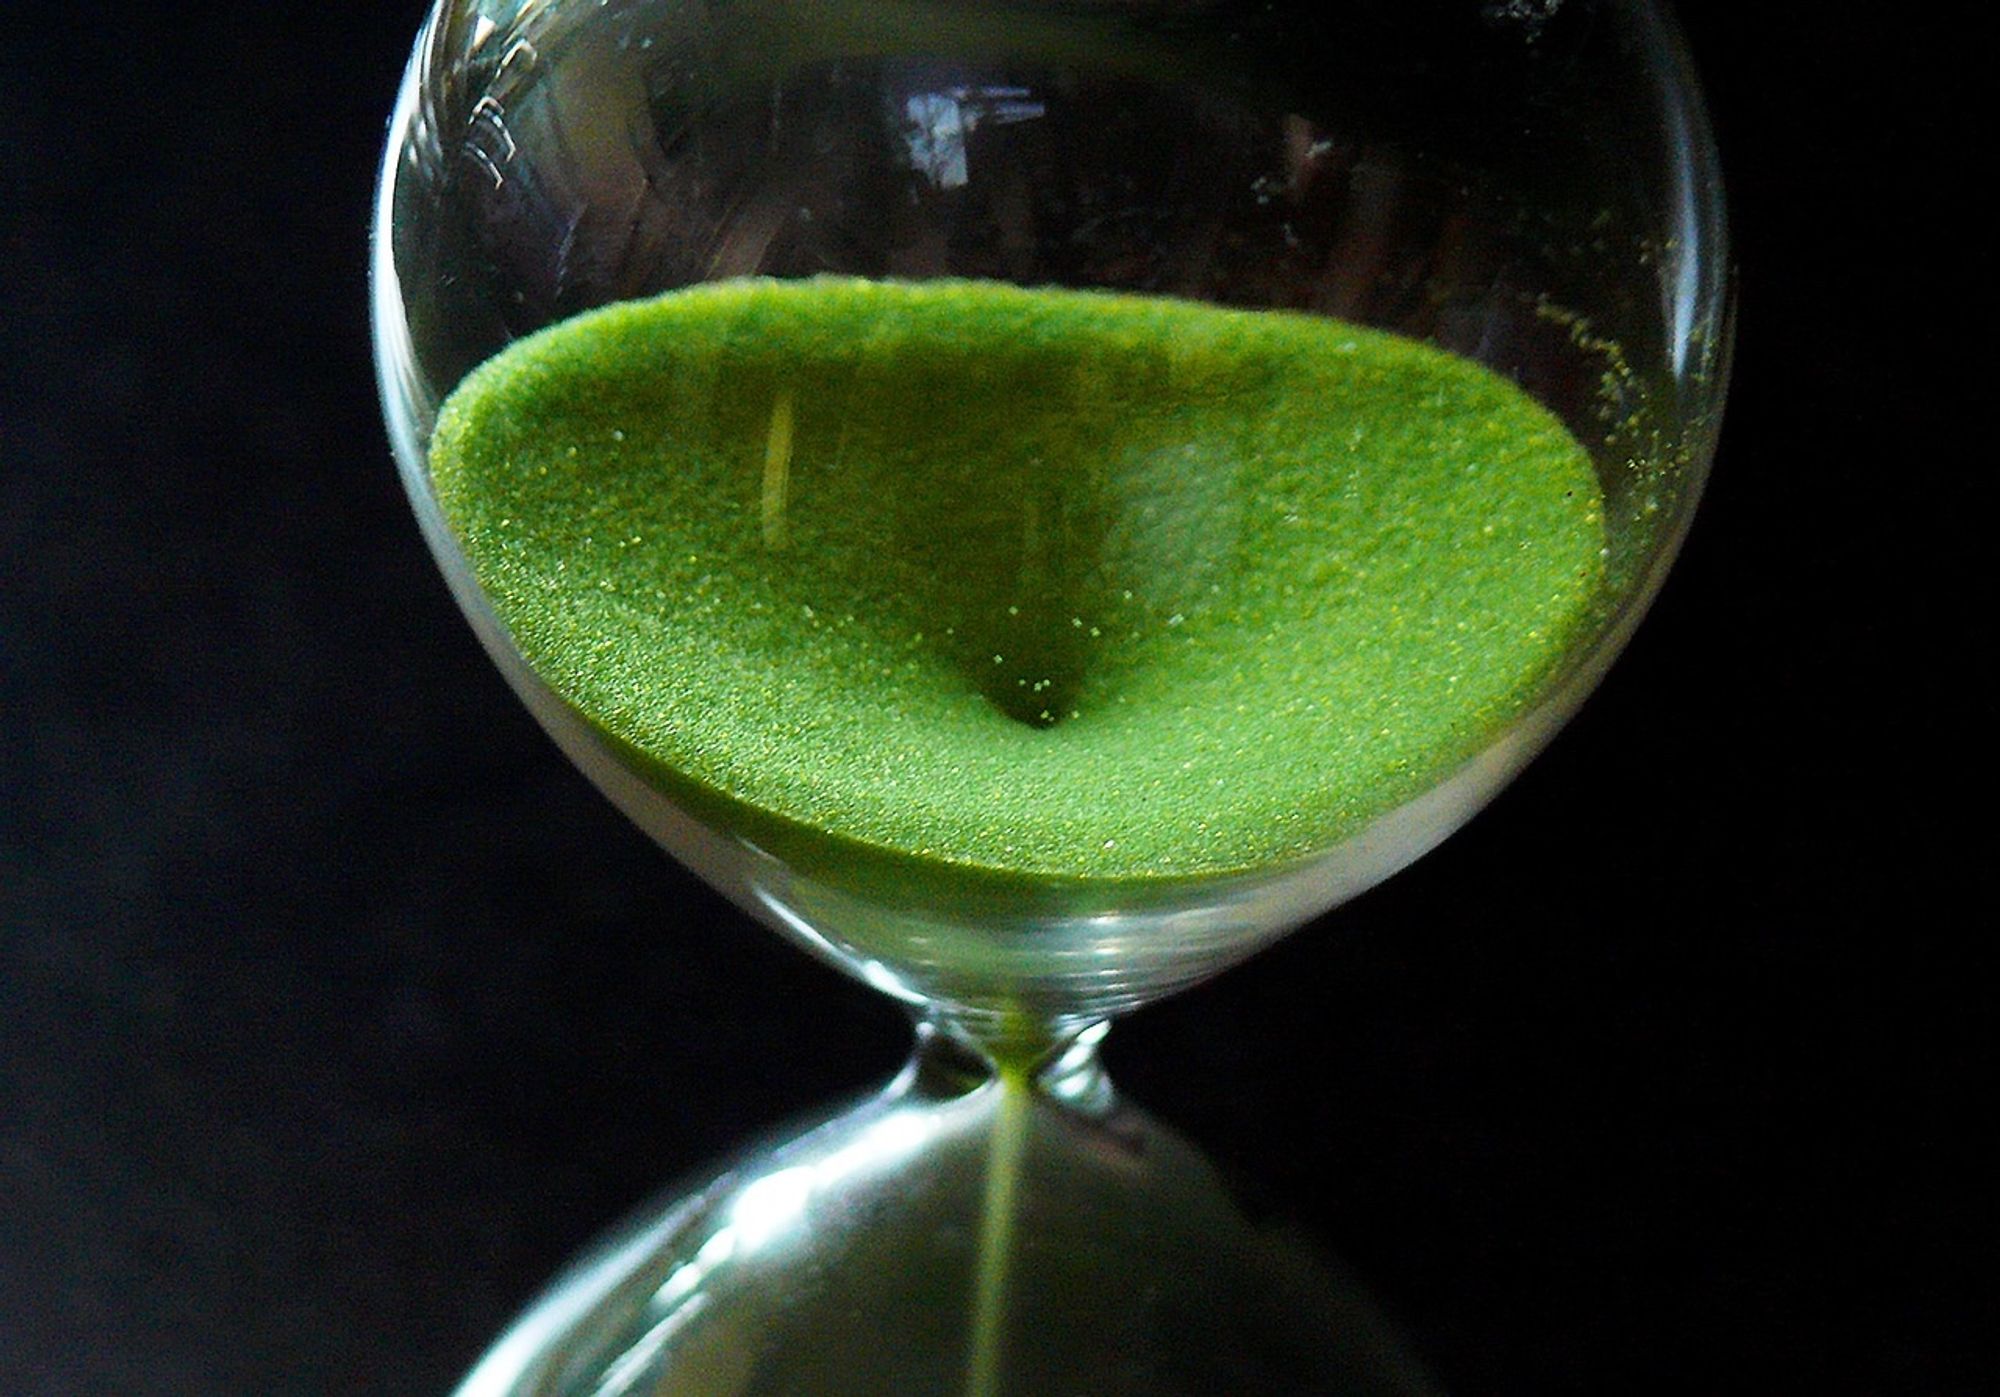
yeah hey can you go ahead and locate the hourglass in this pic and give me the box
[373,1,1729,1390]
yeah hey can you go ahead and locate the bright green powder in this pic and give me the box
[430,278,1604,885]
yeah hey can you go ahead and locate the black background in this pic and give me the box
[0,3,1983,1392]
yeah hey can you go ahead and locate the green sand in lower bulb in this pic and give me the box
[430,277,1605,885]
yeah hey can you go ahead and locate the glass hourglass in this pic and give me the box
[372,1,1729,1391]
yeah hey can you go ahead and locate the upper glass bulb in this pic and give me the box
[373,0,1731,1036]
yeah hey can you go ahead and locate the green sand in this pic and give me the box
[430,278,1604,884]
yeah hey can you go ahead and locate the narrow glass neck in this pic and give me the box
[908,1013,1113,1113]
